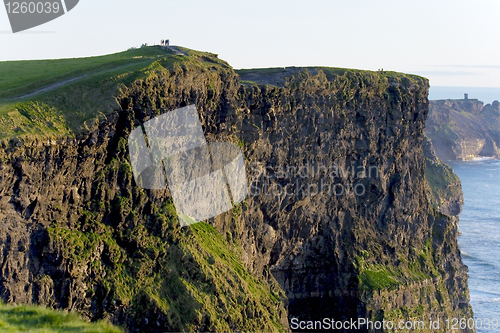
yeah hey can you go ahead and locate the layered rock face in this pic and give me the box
[426,99,500,160]
[236,69,472,330]
[0,54,473,332]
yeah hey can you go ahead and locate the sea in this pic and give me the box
[448,159,500,332]
[429,86,500,104]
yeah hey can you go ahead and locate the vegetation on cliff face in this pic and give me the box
[425,160,459,208]
[45,208,285,332]
[0,46,474,332]
[425,99,500,160]
[33,94,285,331]
[356,238,439,291]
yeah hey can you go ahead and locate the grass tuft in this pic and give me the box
[0,303,122,332]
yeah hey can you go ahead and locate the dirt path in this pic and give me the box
[163,45,187,56]
[4,58,156,101]
[4,48,183,101]
[12,75,89,100]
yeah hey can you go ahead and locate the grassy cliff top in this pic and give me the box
[0,46,428,141]
[0,46,230,140]
[236,66,428,88]
[0,303,122,332]
[0,48,165,99]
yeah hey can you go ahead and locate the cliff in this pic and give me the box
[425,99,500,160]
[423,136,463,217]
[237,68,472,331]
[0,47,473,332]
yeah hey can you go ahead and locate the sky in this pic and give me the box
[1,0,499,87]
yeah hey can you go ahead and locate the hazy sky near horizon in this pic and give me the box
[1,0,499,87]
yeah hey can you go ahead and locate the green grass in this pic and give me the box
[358,262,434,291]
[236,66,428,88]
[356,239,439,291]
[47,184,285,332]
[182,222,285,332]
[0,303,122,332]
[0,46,222,140]
[0,45,236,141]
[0,46,426,142]
[0,48,167,140]
[0,47,168,99]
[359,266,400,290]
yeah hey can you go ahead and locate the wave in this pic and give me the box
[461,251,472,258]
[462,254,500,270]
[470,290,500,304]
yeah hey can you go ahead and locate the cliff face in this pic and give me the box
[0,54,289,333]
[426,99,500,160]
[423,136,463,217]
[0,49,473,332]
[236,69,472,329]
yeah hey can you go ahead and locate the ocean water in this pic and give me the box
[449,159,500,331]
[429,86,500,105]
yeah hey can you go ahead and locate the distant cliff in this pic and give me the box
[237,68,472,331]
[425,99,500,160]
[0,47,473,332]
